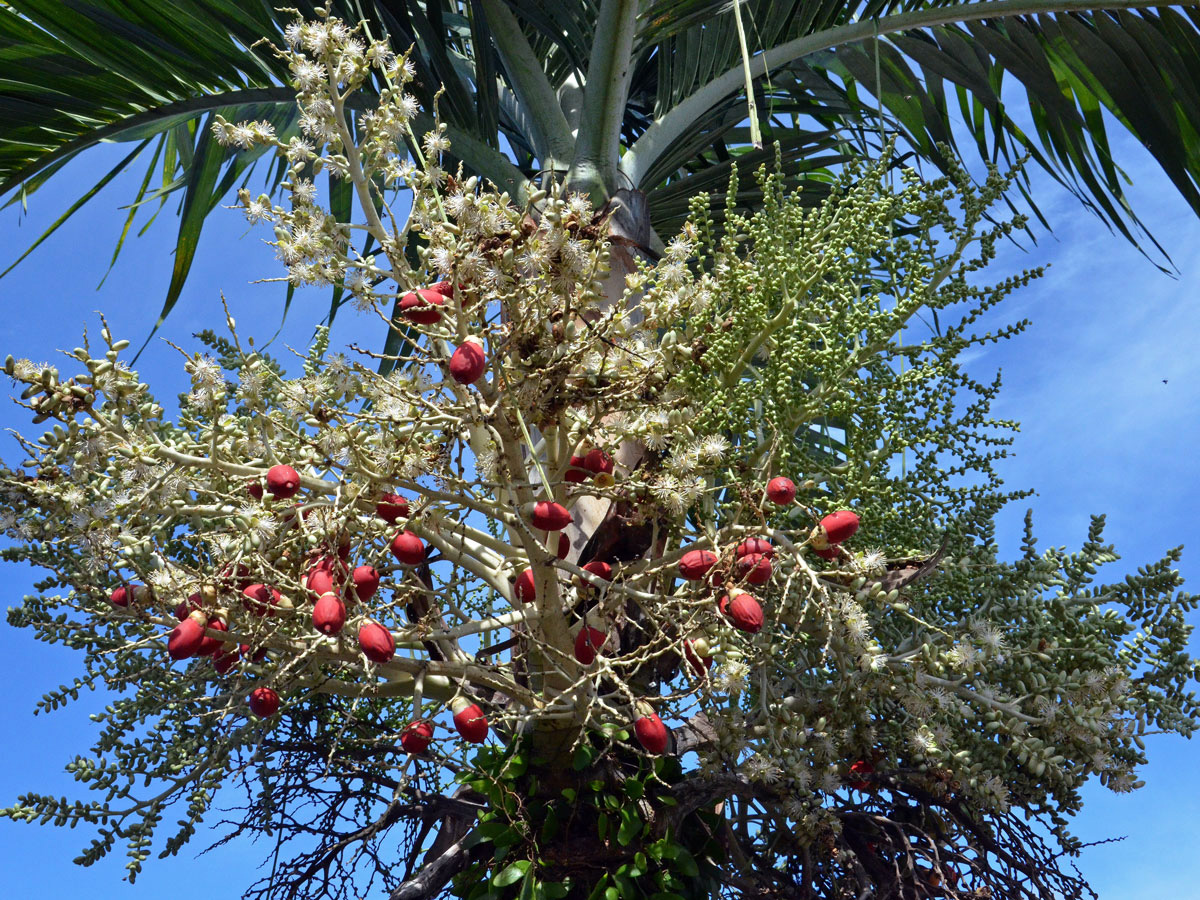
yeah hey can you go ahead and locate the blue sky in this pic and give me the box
[0,123,1197,897]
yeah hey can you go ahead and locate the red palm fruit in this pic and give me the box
[401,720,435,755]
[583,449,614,476]
[390,531,425,565]
[247,481,264,500]
[634,711,669,755]
[848,759,875,791]
[266,464,301,499]
[527,500,572,531]
[399,288,444,324]
[352,565,380,601]
[109,584,142,608]
[358,621,395,663]
[213,646,239,675]
[452,700,489,743]
[564,455,589,483]
[819,510,860,545]
[448,339,486,384]
[239,643,268,663]
[514,568,536,604]
[735,537,773,559]
[336,534,352,561]
[313,593,347,635]
[717,594,731,616]
[766,476,796,505]
[813,544,840,561]
[248,686,280,717]
[168,612,207,660]
[197,617,229,656]
[574,626,607,665]
[219,562,254,591]
[684,640,714,678]
[376,492,410,523]
[556,532,570,560]
[581,560,613,586]
[175,592,203,620]
[726,591,764,634]
[306,556,345,596]
[734,553,772,585]
[679,548,718,580]
[429,280,455,298]
[242,583,282,617]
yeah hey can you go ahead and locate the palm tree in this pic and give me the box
[4,0,1200,333]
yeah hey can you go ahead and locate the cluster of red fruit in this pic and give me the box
[394,281,489,386]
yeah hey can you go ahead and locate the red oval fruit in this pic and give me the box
[109,584,141,608]
[401,720,435,755]
[528,501,572,531]
[452,702,489,743]
[197,617,229,656]
[168,613,207,660]
[213,646,239,675]
[634,712,669,755]
[583,449,613,476]
[574,626,607,665]
[358,621,395,663]
[848,759,875,791]
[352,565,380,601]
[429,280,455,298]
[556,532,570,560]
[376,492,410,523]
[679,548,718,581]
[735,537,773,559]
[248,686,280,717]
[247,481,264,501]
[734,553,772,585]
[175,592,203,620]
[242,583,282,617]
[399,288,444,324]
[514,568,536,604]
[726,592,764,634]
[717,594,731,616]
[219,562,254,592]
[448,340,486,384]
[813,544,840,561]
[266,464,301,499]
[390,531,425,565]
[306,556,345,597]
[564,455,589,483]
[581,560,612,587]
[766,476,796,505]
[313,593,347,635]
[239,643,268,663]
[820,510,860,545]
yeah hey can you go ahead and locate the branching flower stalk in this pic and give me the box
[1,12,1196,900]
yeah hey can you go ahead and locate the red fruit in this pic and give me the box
[679,548,718,581]
[717,594,731,616]
[248,686,280,717]
[583,449,614,476]
[109,584,141,608]
[528,501,572,532]
[358,621,395,663]
[564,455,589,483]
[848,759,875,791]
[452,701,489,743]
[352,565,380,601]
[247,481,264,501]
[766,476,796,505]
[634,712,669,755]
[399,288,444,324]
[725,592,764,634]
[213,646,239,675]
[820,510,860,545]
[175,592,203,620]
[401,720,434,755]
[197,617,229,656]
[556,532,570,560]
[684,640,713,677]
[242,583,282,617]
[266,464,301,499]
[514,568,536,604]
[813,545,840,561]
[313,593,347,635]
[168,613,207,660]
[734,553,772,585]
[219,562,254,592]
[376,493,410,523]
[581,560,612,586]
[429,280,455,298]
[390,531,425,565]
[336,534,352,561]
[574,626,607,664]
[239,643,268,663]
[448,340,486,384]
[306,556,345,596]
[735,537,773,559]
